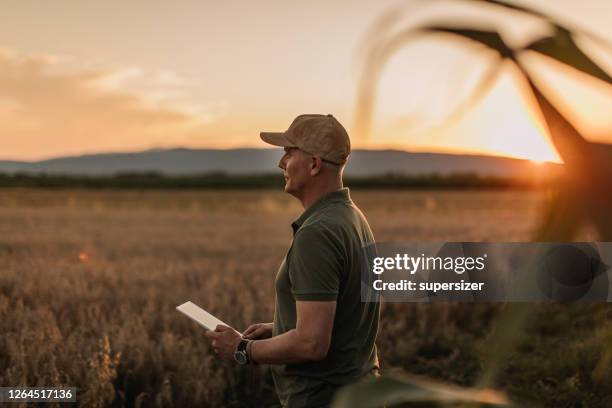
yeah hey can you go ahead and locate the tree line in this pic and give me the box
[0,171,556,190]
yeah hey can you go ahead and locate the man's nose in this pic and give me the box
[278,156,286,170]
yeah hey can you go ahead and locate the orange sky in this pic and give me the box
[0,0,610,162]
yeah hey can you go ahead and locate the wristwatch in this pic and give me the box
[234,339,250,365]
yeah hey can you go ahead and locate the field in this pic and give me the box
[1,188,610,407]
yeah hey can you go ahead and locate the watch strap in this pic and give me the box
[246,340,258,365]
[236,339,250,364]
[237,339,249,353]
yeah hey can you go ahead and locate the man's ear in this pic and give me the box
[310,156,322,176]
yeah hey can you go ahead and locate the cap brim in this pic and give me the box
[260,132,297,147]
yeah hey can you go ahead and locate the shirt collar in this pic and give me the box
[291,187,352,235]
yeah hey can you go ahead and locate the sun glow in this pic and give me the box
[369,51,564,163]
[456,67,563,163]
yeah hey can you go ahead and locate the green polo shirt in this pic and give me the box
[271,188,380,408]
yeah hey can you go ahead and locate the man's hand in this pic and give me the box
[243,322,273,340]
[204,325,242,360]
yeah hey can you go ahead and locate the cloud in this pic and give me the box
[0,48,227,160]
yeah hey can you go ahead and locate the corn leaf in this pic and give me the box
[480,0,612,49]
[422,26,515,58]
[435,58,504,130]
[525,76,607,179]
[525,76,612,239]
[526,28,612,85]
[353,24,515,139]
[534,190,582,241]
[332,373,509,408]
[476,0,548,19]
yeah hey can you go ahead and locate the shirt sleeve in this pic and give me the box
[288,225,343,301]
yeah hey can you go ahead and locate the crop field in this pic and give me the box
[0,188,610,407]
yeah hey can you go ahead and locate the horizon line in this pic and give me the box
[0,144,569,164]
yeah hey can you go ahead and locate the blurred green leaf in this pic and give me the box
[434,58,504,131]
[526,28,612,85]
[353,24,514,139]
[422,26,515,58]
[332,373,509,408]
[592,327,612,382]
[533,191,582,241]
[477,304,531,388]
[526,76,592,167]
[473,0,612,52]
[477,0,548,18]
[354,2,612,242]
[524,76,612,239]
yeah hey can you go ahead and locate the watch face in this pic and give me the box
[234,351,248,365]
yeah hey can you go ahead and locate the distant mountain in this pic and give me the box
[0,148,562,177]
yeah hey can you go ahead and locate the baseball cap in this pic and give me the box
[260,114,351,165]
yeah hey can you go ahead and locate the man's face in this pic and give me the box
[278,147,312,196]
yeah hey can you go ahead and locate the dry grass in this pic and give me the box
[0,188,609,407]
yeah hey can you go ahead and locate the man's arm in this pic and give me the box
[250,300,336,364]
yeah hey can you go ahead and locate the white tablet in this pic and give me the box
[176,301,235,332]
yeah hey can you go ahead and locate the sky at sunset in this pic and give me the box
[0,0,611,162]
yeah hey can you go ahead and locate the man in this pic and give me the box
[206,114,380,407]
